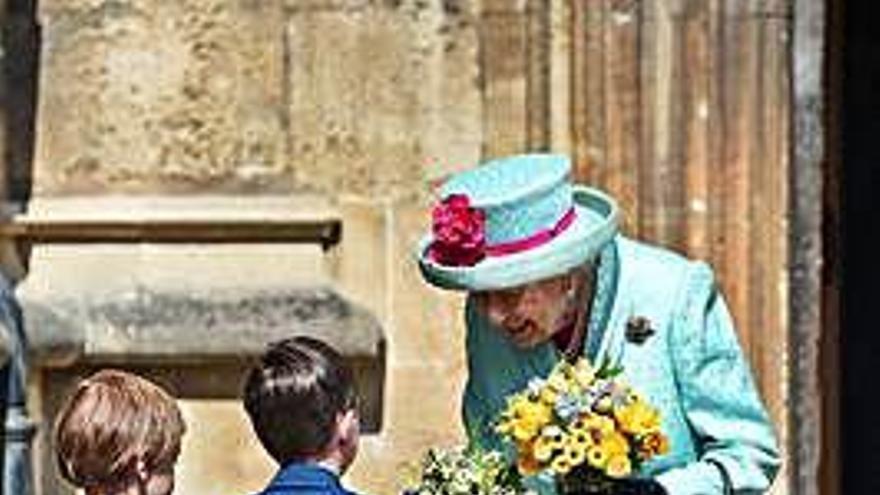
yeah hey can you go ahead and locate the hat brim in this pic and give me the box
[417,185,619,291]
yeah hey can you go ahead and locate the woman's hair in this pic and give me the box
[243,336,357,465]
[53,369,185,489]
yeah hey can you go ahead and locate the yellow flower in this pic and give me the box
[563,439,587,467]
[595,396,614,414]
[533,435,555,462]
[605,455,632,478]
[586,445,609,469]
[573,359,596,387]
[588,414,617,436]
[638,432,670,458]
[548,370,571,392]
[602,431,630,458]
[539,386,559,405]
[495,421,511,435]
[568,428,594,450]
[615,401,661,436]
[503,396,553,442]
[569,415,588,434]
[550,455,573,475]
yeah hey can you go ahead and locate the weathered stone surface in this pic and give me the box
[481,0,529,14]
[23,286,384,363]
[480,11,529,156]
[34,0,481,198]
[282,0,372,11]
[326,198,389,323]
[286,0,481,199]
[36,0,287,194]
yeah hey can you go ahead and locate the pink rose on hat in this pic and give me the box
[428,194,486,267]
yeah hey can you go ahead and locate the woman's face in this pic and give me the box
[474,271,582,348]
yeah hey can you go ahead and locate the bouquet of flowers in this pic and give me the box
[404,446,534,495]
[494,358,669,494]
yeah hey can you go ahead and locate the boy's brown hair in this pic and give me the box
[53,369,185,489]
[243,336,357,465]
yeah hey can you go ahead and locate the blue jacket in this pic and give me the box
[253,464,360,495]
[463,236,781,494]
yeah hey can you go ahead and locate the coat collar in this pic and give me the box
[259,463,350,495]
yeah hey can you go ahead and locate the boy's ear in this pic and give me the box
[335,408,360,473]
[337,408,359,441]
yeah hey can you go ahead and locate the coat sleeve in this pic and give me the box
[656,262,781,494]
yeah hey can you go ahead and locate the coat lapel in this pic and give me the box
[583,238,624,364]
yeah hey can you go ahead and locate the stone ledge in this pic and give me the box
[23,286,384,365]
[0,196,343,247]
[22,285,386,432]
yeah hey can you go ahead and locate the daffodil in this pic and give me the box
[583,414,616,436]
[602,431,630,458]
[503,396,553,442]
[539,386,558,405]
[615,401,661,436]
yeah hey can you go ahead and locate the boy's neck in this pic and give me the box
[314,458,342,476]
[296,452,345,477]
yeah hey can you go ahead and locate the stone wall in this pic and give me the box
[27,0,484,494]
[35,0,481,196]
[5,0,797,493]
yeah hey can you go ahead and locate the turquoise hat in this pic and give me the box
[417,153,619,291]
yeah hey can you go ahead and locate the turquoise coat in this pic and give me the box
[462,236,781,494]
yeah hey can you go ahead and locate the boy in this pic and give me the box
[54,369,186,495]
[244,336,363,495]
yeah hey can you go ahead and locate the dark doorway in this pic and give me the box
[2,0,39,205]
[841,0,880,493]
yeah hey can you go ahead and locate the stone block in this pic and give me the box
[285,0,481,199]
[479,11,529,156]
[33,0,483,199]
[481,0,529,15]
[328,198,390,324]
[282,0,372,12]
[35,0,288,194]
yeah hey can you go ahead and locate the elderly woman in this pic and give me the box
[417,154,780,494]
[54,369,186,495]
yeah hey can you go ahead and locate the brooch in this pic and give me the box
[625,316,655,344]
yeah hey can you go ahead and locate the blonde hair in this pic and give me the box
[53,369,185,489]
